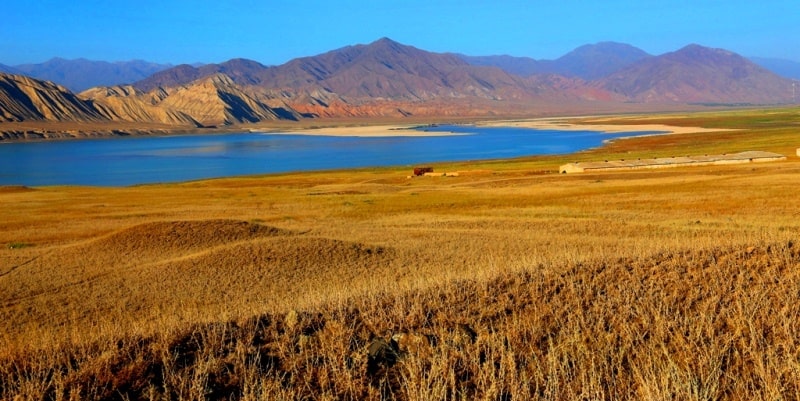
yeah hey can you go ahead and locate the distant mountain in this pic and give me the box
[279,37,519,101]
[455,54,544,77]
[600,44,794,103]
[0,63,22,75]
[749,57,800,80]
[0,73,104,122]
[12,58,173,92]
[550,42,652,80]
[134,58,271,92]
[135,38,608,108]
[1,39,796,130]
[457,42,651,80]
[136,38,481,96]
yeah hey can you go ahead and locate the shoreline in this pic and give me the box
[477,116,737,135]
[0,115,735,142]
[265,117,736,137]
[261,124,467,137]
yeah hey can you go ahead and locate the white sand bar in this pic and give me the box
[480,117,738,135]
[270,125,465,137]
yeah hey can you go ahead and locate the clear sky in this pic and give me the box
[2,0,798,65]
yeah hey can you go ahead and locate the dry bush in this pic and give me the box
[2,240,799,400]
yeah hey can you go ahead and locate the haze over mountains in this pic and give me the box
[749,57,800,80]
[9,59,174,92]
[457,42,652,80]
[0,38,797,130]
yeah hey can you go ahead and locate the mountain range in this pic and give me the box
[9,58,173,92]
[456,42,653,80]
[0,38,796,129]
[749,57,800,80]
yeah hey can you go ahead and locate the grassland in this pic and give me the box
[1,107,799,400]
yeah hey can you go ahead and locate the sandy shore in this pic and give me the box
[274,117,736,137]
[269,124,466,137]
[1,116,735,141]
[478,117,737,135]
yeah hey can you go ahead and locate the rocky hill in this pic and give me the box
[599,44,794,103]
[0,73,104,122]
[83,74,305,126]
[0,71,303,128]
[80,85,200,126]
[134,58,270,92]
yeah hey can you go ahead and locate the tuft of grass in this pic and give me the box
[2,241,799,400]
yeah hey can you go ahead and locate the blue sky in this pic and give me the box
[2,0,798,65]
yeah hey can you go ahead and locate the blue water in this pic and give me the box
[0,125,654,187]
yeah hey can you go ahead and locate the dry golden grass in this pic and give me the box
[1,107,799,400]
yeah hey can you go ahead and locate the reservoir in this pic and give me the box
[0,125,655,187]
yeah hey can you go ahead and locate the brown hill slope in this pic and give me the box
[83,74,304,126]
[80,85,200,126]
[134,59,270,92]
[153,74,302,126]
[600,44,794,103]
[0,73,104,122]
[298,37,518,101]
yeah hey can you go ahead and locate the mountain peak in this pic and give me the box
[664,44,748,67]
[569,41,647,53]
[553,42,651,80]
[371,37,402,46]
[673,44,738,58]
[363,37,420,55]
[601,45,792,103]
[220,58,267,69]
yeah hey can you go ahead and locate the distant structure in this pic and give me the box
[413,167,434,176]
[560,151,786,174]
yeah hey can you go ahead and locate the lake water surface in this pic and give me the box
[0,125,655,187]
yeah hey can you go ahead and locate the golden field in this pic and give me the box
[1,107,800,400]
